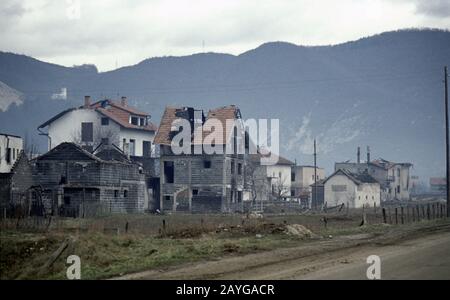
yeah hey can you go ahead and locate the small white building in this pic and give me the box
[291,165,326,198]
[38,96,157,157]
[248,153,295,201]
[0,133,23,173]
[323,169,380,209]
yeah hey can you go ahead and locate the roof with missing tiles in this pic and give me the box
[323,169,380,186]
[154,105,241,146]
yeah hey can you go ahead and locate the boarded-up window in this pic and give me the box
[81,122,93,142]
[332,185,347,192]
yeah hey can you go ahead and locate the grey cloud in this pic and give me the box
[413,0,450,18]
[0,1,26,17]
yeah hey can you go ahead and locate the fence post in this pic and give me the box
[422,205,426,220]
[382,208,387,224]
[401,207,404,225]
[406,206,410,223]
[388,207,392,224]
[427,204,431,220]
[395,207,398,225]
[162,219,166,234]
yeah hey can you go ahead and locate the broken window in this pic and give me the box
[143,141,152,157]
[6,148,11,164]
[238,163,242,175]
[192,189,199,195]
[291,172,295,182]
[130,116,139,126]
[81,122,93,142]
[237,191,242,203]
[139,118,145,126]
[164,161,174,183]
[231,160,235,173]
[101,117,109,125]
[123,190,128,198]
[291,189,295,196]
[129,139,136,156]
[101,138,109,145]
[204,160,211,169]
[114,190,119,198]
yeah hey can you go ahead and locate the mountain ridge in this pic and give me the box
[1,28,449,182]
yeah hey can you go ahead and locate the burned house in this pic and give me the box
[335,147,412,202]
[0,150,35,217]
[31,142,150,217]
[154,105,248,213]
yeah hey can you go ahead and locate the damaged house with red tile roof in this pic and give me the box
[38,96,157,157]
[154,105,250,213]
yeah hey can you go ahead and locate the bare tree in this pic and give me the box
[272,174,290,201]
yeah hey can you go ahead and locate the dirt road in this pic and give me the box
[114,222,450,280]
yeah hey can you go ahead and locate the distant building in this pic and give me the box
[154,105,249,213]
[38,96,157,157]
[248,153,295,202]
[323,169,380,209]
[0,133,24,173]
[310,179,325,209]
[0,150,35,217]
[291,165,325,205]
[429,177,446,194]
[335,148,412,201]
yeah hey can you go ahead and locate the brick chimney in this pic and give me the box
[84,95,91,108]
[121,96,127,106]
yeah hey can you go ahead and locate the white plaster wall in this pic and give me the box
[355,183,380,208]
[324,174,357,207]
[0,135,23,173]
[120,128,155,157]
[47,109,113,148]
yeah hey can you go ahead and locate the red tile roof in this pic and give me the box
[154,105,241,146]
[430,177,446,186]
[38,98,157,132]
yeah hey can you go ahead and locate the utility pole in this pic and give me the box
[445,66,449,217]
[314,139,317,210]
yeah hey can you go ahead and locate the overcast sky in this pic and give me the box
[1,0,449,72]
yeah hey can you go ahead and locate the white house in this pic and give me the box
[335,158,412,201]
[291,165,326,198]
[38,96,157,157]
[0,133,23,173]
[323,169,380,209]
[248,153,295,201]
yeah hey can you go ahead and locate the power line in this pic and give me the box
[13,70,439,96]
